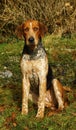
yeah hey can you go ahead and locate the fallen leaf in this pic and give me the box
[0,106,5,113]
[24,127,29,130]
[13,122,17,127]
[11,112,16,121]
[72,113,76,116]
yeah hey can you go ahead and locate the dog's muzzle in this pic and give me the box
[28,36,34,44]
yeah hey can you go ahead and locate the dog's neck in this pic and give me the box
[22,41,46,60]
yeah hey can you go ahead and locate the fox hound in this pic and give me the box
[16,20,69,118]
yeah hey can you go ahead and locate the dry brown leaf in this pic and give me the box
[0,106,5,112]
[13,122,17,127]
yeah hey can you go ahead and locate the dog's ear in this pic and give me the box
[15,24,23,39]
[39,22,48,37]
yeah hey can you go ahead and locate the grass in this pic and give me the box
[0,36,76,130]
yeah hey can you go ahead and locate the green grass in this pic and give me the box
[0,36,76,130]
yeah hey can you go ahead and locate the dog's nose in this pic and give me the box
[28,37,34,43]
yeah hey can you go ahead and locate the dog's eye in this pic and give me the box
[24,27,29,32]
[33,27,39,31]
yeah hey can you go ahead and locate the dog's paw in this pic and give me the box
[21,109,28,115]
[36,111,44,118]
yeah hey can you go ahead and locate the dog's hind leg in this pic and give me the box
[52,79,64,111]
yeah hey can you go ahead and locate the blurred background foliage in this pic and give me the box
[0,0,76,42]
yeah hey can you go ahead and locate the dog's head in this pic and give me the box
[16,20,47,49]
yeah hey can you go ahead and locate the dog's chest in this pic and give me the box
[25,61,40,94]
[29,67,38,81]
[21,58,48,93]
[30,69,39,93]
[21,46,48,94]
[21,58,40,94]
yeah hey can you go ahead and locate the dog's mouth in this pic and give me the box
[29,44,36,50]
[27,37,37,50]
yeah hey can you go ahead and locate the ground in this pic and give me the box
[0,35,76,130]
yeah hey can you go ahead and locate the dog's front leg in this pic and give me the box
[36,77,46,118]
[22,75,30,115]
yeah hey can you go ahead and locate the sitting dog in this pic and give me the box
[16,20,69,118]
